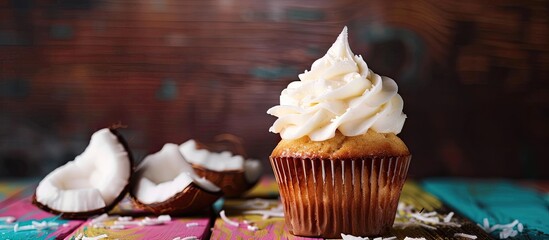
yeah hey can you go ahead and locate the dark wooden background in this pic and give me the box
[0,0,547,179]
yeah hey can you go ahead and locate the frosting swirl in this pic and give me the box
[267,27,406,141]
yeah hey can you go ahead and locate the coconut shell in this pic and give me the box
[130,182,222,215]
[191,164,259,198]
[32,128,134,219]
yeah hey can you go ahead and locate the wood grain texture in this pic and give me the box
[390,182,494,239]
[1,0,547,180]
[2,178,546,239]
[423,179,549,240]
[0,181,214,240]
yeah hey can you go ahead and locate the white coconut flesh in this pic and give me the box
[179,140,262,183]
[35,128,130,213]
[133,143,220,205]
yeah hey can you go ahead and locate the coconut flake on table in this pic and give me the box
[454,233,478,239]
[74,233,109,240]
[0,216,16,223]
[109,224,125,230]
[410,212,440,223]
[179,140,262,183]
[443,212,454,223]
[394,203,463,230]
[477,218,524,239]
[118,216,133,221]
[112,215,172,227]
[141,215,172,226]
[219,209,261,231]
[247,225,259,231]
[1,219,61,232]
[186,222,199,227]
[340,234,397,240]
[220,210,239,227]
[173,237,198,240]
[133,143,220,204]
[88,214,172,229]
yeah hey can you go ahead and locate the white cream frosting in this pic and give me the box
[267,27,406,141]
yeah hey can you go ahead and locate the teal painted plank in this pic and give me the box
[422,179,549,240]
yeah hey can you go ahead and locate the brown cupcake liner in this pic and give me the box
[270,155,411,238]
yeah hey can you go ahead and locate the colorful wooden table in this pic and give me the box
[0,178,547,240]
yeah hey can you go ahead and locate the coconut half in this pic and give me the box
[33,128,133,219]
[130,143,222,215]
[179,139,262,198]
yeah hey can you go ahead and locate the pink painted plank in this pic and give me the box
[63,195,213,240]
[0,196,85,239]
[65,214,212,240]
[0,181,214,240]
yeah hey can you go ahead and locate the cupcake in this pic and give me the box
[267,27,411,238]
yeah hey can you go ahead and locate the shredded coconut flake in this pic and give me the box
[141,215,171,226]
[109,225,125,230]
[410,213,440,223]
[92,223,107,229]
[76,233,84,240]
[118,216,133,221]
[220,210,239,227]
[186,222,199,227]
[158,215,172,222]
[443,212,454,223]
[478,218,524,239]
[247,225,259,231]
[82,234,108,240]
[454,233,477,239]
[0,216,16,223]
[341,233,369,240]
[16,225,36,231]
[417,222,438,230]
[422,211,437,217]
[181,236,198,240]
[340,234,397,240]
[394,203,466,231]
[483,218,490,229]
[403,237,427,240]
[89,213,111,225]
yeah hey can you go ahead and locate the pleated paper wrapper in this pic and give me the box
[270,155,411,238]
